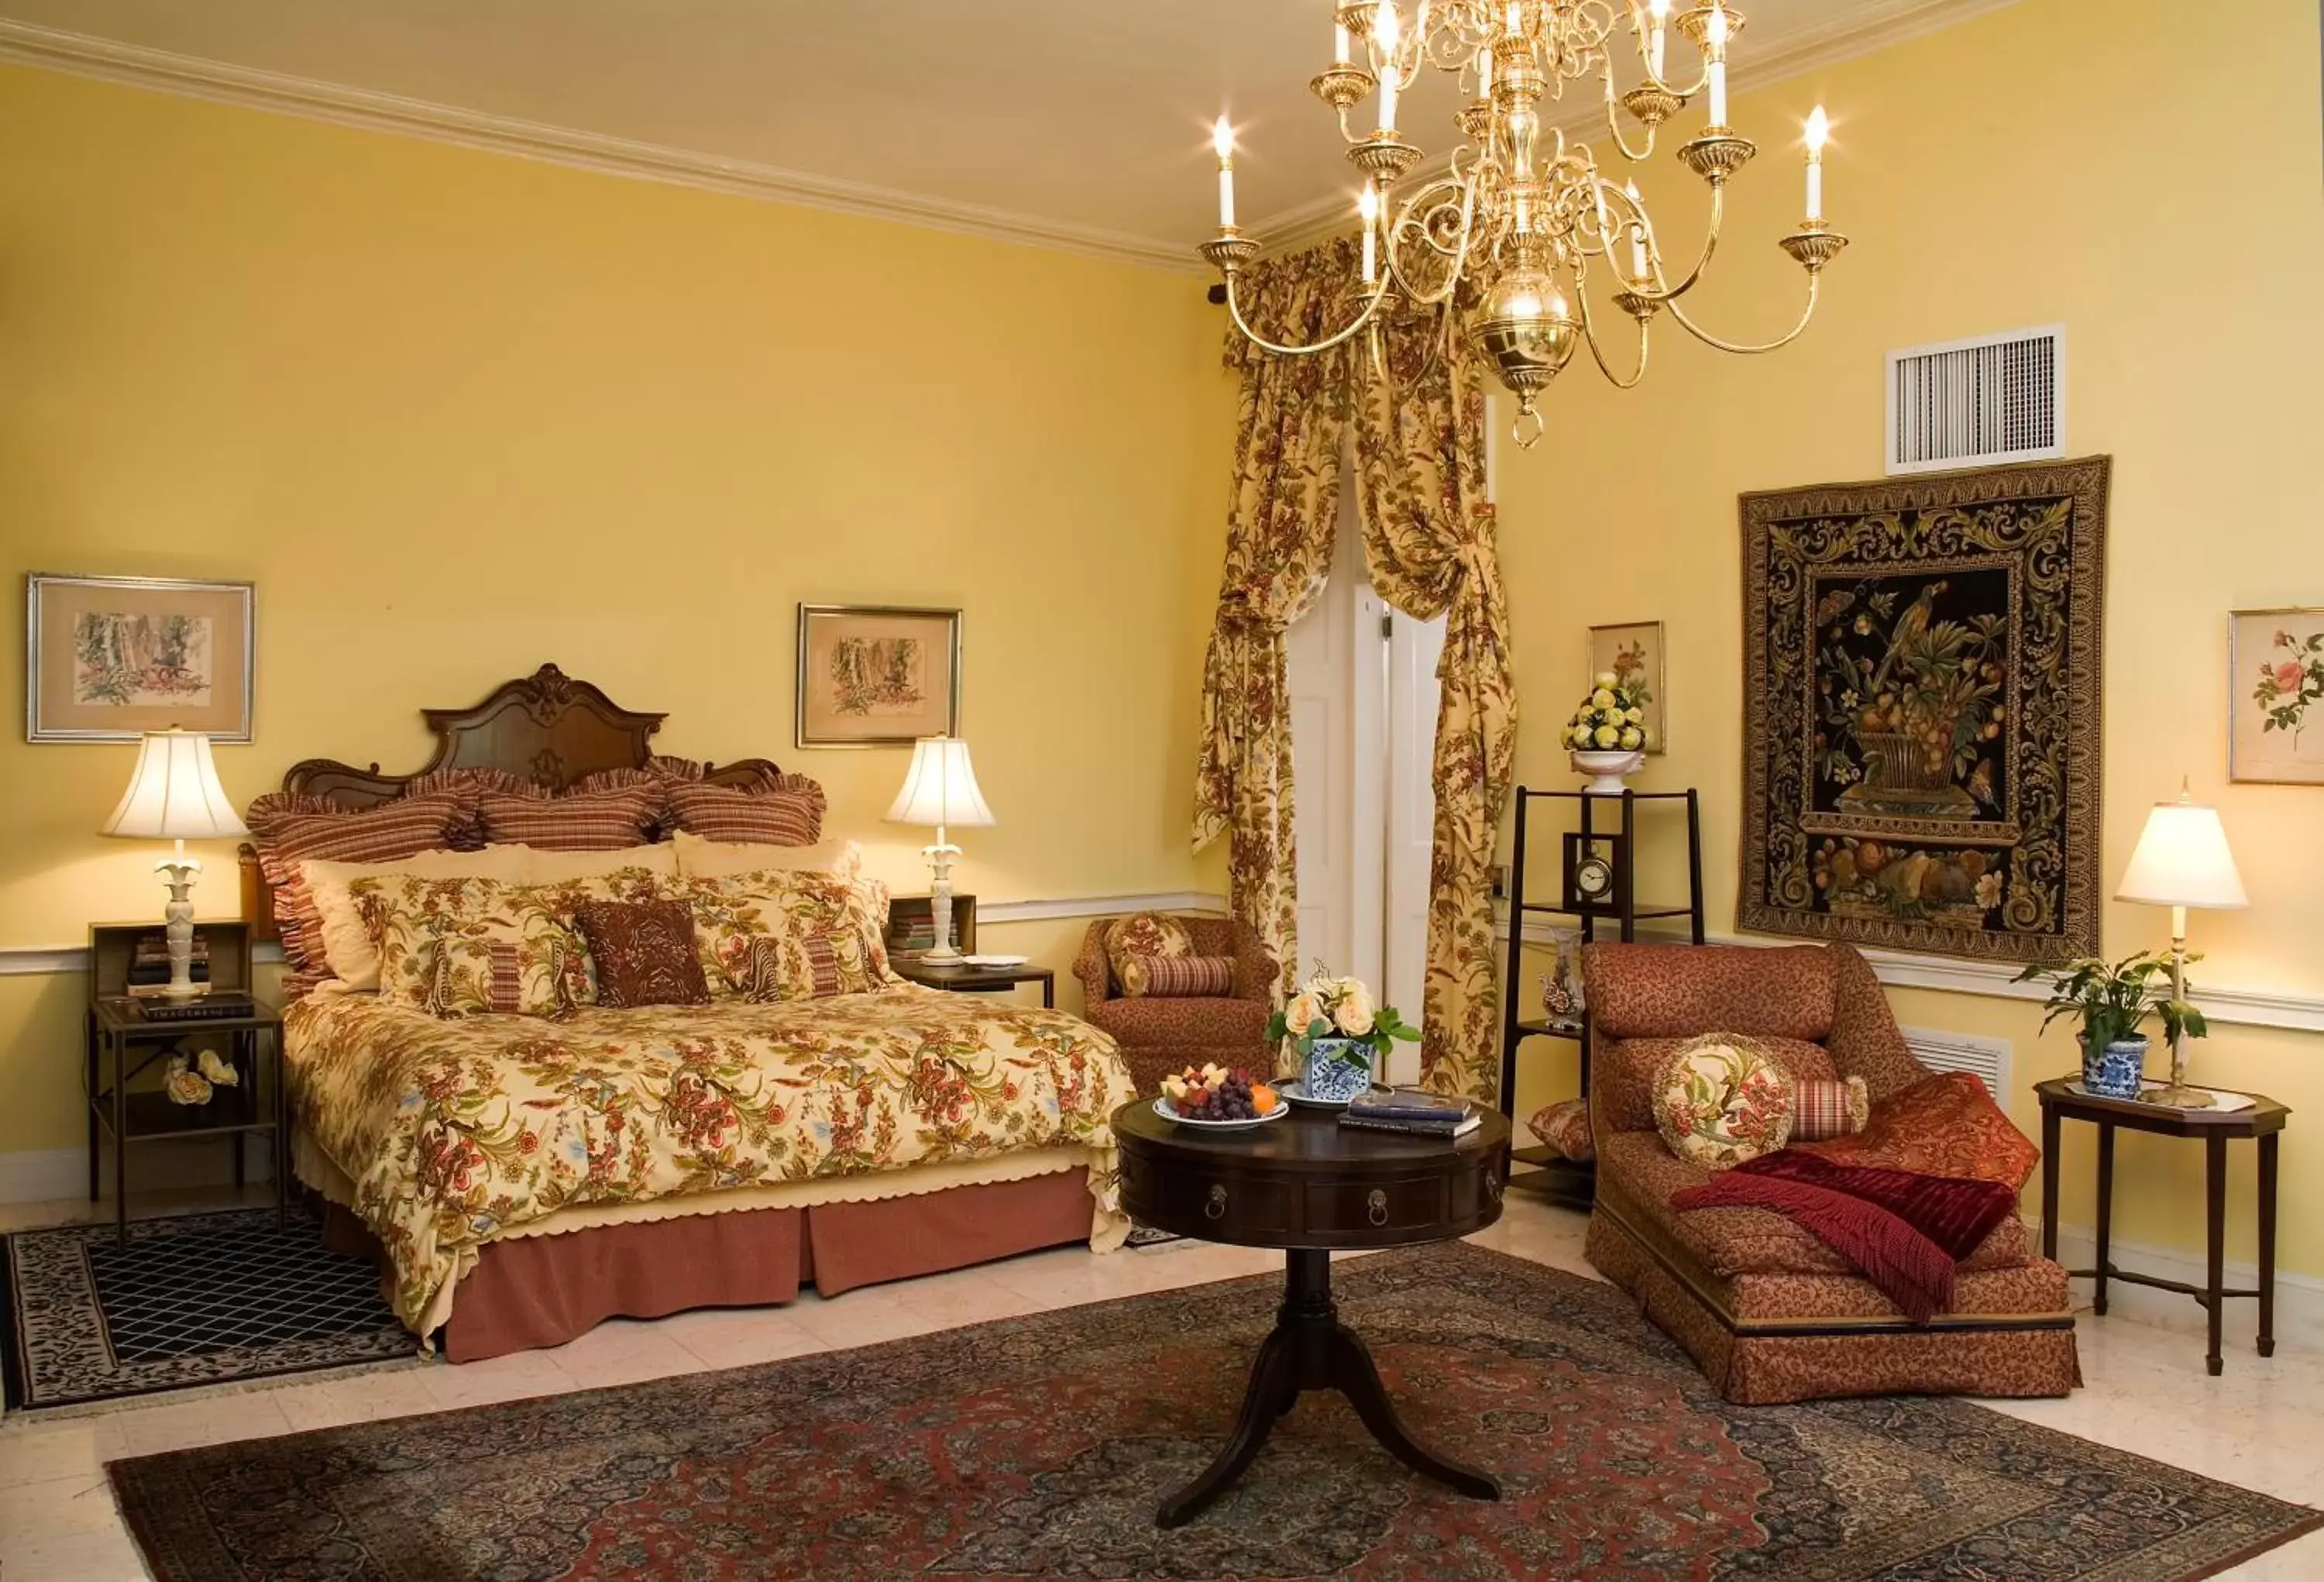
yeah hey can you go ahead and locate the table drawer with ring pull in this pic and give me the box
[1304,1175,1446,1237]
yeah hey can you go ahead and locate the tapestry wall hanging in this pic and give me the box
[1739,457,2109,965]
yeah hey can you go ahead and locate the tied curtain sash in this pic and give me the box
[1670,1149,2022,1323]
[1192,237,1518,1102]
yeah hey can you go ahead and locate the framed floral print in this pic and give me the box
[1588,621,1666,754]
[26,573,254,743]
[795,604,961,748]
[2229,607,2324,785]
[1739,458,2109,965]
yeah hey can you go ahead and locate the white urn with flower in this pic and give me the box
[1564,671,1651,794]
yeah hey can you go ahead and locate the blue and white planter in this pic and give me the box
[2082,1036,2148,1100]
[1302,1037,1379,1105]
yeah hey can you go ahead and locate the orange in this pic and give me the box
[1252,1084,1278,1114]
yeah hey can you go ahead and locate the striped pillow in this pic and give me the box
[478,786,663,850]
[1790,1075,1870,1141]
[1122,953,1235,999]
[666,779,824,847]
[246,793,470,978]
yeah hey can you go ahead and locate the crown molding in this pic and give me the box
[1244,0,2025,253]
[0,19,1204,276]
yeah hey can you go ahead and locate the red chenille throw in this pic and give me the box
[1669,1150,2021,1322]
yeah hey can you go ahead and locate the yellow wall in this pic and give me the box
[1501,0,2323,1277]
[0,67,1233,1158]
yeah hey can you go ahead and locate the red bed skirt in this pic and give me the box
[324,1168,1095,1361]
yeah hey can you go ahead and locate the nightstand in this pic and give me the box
[85,920,287,1246]
[894,958,1056,1009]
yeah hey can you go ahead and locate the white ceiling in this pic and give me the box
[0,1,1999,262]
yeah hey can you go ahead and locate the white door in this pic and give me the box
[1284,473,1378,989]
[1381,609,1443,1085]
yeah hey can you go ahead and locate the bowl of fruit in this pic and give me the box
[1154,1064,1286,1130]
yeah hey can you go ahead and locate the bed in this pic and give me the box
[239,665,1134,1360]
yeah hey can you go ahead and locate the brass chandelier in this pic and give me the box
[1202,0,1845,448]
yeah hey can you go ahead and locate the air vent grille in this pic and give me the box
[1901,1026,2011,1105]
[1886,326,2064,474]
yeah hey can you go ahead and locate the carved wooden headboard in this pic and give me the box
[238,663,788,941]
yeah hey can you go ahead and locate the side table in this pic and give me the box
[1113,1098,1511,1527]
[2036,1076,2288,1375]
[88,994,287,1247]
[893,958,1055,1008]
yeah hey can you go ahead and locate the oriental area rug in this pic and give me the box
[110,1243,2317,1581]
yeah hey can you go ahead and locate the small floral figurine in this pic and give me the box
[1267,969,1420,1102]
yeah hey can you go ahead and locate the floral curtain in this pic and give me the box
[1350,314,1518,1103]
[1194,239,1518,1103]
[1191,242,1358,995]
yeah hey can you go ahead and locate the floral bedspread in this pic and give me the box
[284,985,1136,1330]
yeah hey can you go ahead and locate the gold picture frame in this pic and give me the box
[1588,620,1666,755]
[2228,607,2324,786]
[795,604,962,748]
[27,573,254,743]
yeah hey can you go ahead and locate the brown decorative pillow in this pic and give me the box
[572,900,710,1008]
[1122,953,1234,999]
[1789,1075,1870,1141]
[479,786,663,850]
[1528,1099,1595,1163]
[665,779,826,847]
[1104,912,1194,992]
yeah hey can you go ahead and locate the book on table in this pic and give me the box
[1345,1092,1473,1123]
[1339,1113,1484,1138]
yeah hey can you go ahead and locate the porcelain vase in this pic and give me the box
[1303,1037,1377,1105]
[1570,748,1645,796]
[2082,1035,2147,1100]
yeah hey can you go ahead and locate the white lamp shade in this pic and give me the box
[885,736,995,828]
[2116,798,2247,910]
[101,729,251,841]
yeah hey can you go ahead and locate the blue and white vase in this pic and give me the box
[1303,1037,1377,1105]
[2082,1035,2147,1100]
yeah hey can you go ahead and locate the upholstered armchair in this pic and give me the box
[1580,941,2079,1405]
[1074,917,1277,1096]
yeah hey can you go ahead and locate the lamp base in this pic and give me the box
[2137,1084,2216,1110]
[159,858,205,998]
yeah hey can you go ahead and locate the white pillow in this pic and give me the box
[300,846,525,990]
[522,843,679,882]
[672,828,861,879]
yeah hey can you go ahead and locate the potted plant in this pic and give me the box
[2013,951,2208,1101]
[1267,970,1420,1105]
[1563,670,1651,794]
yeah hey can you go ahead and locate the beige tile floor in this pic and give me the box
[1,1191,2317,1580]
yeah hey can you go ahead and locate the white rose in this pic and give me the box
[1594,670,1618,689]
[1637,725,1653,746]
[1594,724,1620,748]
[1590,688,1617,710]
[1335,982,1376,1036]
[1619,727,1643,750]
[1625,707,1644,724]
[1285,992,1321,1033]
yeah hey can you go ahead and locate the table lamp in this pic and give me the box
[885,735,995,962]
[2114,781,2247,1109]
[101,727,250,997]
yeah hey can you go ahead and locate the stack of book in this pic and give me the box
[1336,1091,1481,1138]
[127,931,208,993]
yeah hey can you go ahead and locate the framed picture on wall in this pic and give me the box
[796,604,961,748]
[26,573,254,743]
[2229,607,2324,785]
[1588,620,1666,754]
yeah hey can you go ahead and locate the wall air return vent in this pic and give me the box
[1886,325,2064,475]
[1901,1026,2011,1106]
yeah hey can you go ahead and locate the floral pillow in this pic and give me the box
[671,868,896,1001]
[1528,1098,1595,1163]
[352,866,668,1017]
[1652,1032,1795,1170]
[1105,912,1193,992]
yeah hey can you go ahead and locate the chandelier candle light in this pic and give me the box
[1202,0,1846,448]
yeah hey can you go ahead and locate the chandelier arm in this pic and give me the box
[1600,88,1661,163]
[1384,179,1477,304]
[1615,0,1712,95]
[1223,270,1393,359]
[1574,275,1652,390]
[1663,271,1825,356]
[1630,182,1725,304]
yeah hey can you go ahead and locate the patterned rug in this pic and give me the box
[4,1207,420,1412]
[109,1243,2318,1580]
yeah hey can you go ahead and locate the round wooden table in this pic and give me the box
[1112,1097,1512,1528]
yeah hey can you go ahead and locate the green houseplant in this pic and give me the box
[2013,951,2208,1100]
